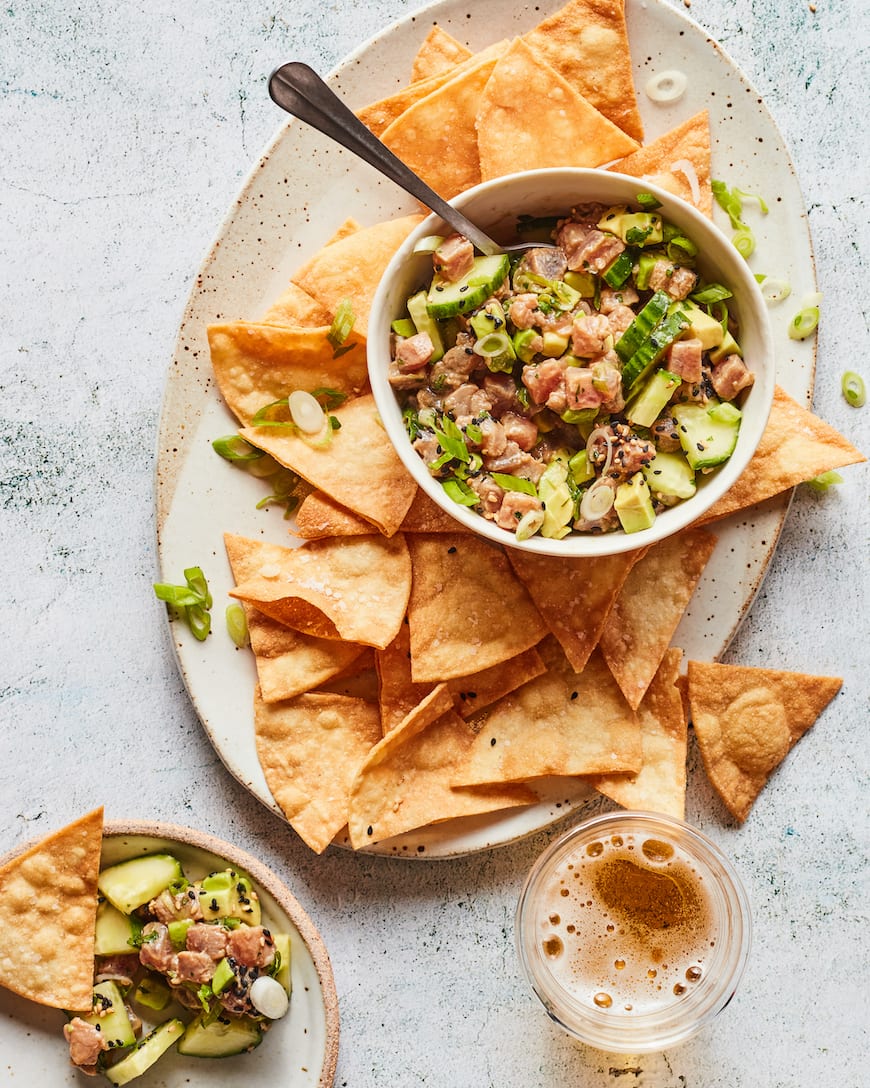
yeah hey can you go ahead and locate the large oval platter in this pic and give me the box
[156,0,817,858]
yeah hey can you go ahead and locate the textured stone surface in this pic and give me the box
[0,0,867,1084]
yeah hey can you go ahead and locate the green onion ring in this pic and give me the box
[788,307,820,341]
[842,371,866,408]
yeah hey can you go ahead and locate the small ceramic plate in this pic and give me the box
[155,0,817,857]
[0,820,339,1086]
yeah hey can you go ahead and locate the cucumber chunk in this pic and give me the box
[614,290,670,363]
[80,980,136,1052]
[273,933,292,997]
[197,869,261,926]
[672,400,741,470]
[426,254,509,319]
[642,449,697,499]
[94,901,142,957]
[176,1014,263,1058]
[406,289,444,361]
[98,855,183,915]
[621,311,689,392]
[104,1019,184,1086]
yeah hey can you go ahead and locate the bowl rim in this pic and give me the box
[368,166,775,558]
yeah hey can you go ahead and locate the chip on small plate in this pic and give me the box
[410,25,472,82]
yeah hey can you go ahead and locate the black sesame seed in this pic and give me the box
[570,691,578,700]
[447,546,457,553]
[490,737,497,746]
[367,826,373,836]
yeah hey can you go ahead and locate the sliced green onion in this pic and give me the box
[734,187,769,215]
[212,435,265,462]
[465,422,483,443]
[327,298,355,350]
[311,387,348,411]
[842,371,866,408]
[690,283,733,305]
[288,389,326,434]
[434,416,470,463]
[636,192,663,211]
[153,583,202,608]
[804,470,843,493]
[412,234,445,254]
[246,452,282,479]
[788,306,820,341]
[732,227,755,259]
[250,398,297,429]
[441,477,478,506]
[644,69,687,104]
[155,567,212,640]
[473,331,512,358]
[579,480,615,522]
[666,235,698,264]
[758,276,791,304]
[515,508,546,542]
[226,604,249,647]
[712,179,745,230]
[184,566,212,609]
[491,473,537,495]
[186,604,211,641]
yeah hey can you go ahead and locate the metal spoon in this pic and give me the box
[268,62,554,256]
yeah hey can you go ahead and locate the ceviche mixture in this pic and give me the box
[389,199,755,538]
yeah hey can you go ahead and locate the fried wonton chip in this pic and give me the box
[609,111,713,217]
[698,386,866,524]
[290,214,424,336]
[230,533,412,649]
[411,26,472,81]
[455,640,642,785]
[687,661,842,822]
[506,546,645,672]
[376,621,547,733]
[224,534,365,701]
[255,690,382,853]
[477,38,639,182]
[399,489,464,533]
[0,808,103,1011]
[358,66,470,138]
[347,685,537,847]
[294,486,462,540]
[592,648,688,819]
[406,533,548,682]
[241,395,418,536]
[260,281,333,328]
[380,43,508,200]
[208,323,368,427]
[599,527,718,709]
[524,0,643,142]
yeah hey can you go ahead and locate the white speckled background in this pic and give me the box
[1,0,868,1084]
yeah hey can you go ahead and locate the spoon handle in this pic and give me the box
[268,62,501,256]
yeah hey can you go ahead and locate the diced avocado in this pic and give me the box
[211,956,236,996]
[642,449,697,499]
[98,855,184,915]
[469,298,508,341]
[406,289,444,362]
[168,918,193,949]
[426,253,510,319]
[104,1019,185,1086]
[614,472,656,534]
[626,369,682,428]
[94,901,142,957]
[560,406,599,426]
[614,290,670,363]
[512,328,538,364]
[672,400,742,470]
[597,204,628,231]
[674,301,724,351]
[568,449,595,486]
[197,869,262,926]
[563,270,597,297]
[273,933,292,997]
[176,1014,263,1058]
[635,250,665,290]
[133,974,172,1012]
[79,981,136,1053]
[598,206,663,245]
[538,460,573,540]
[471,299,516,372]
[622,311,690,392]
[541,330,569,358]
[708,327,742,364]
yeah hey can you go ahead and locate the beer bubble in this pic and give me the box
[542,936,563,958]
[586,841,604,857]
[549,913,560,925]
[686,965,703,982]
[673,983,687,996]
[593,992,613,1008]
[642,838,675,863]
[614,959,626,970]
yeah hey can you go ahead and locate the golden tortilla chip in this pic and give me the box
[208,322,367,427]
[506,546,645,672]
[259,282,333,328]
[406,533,548,682]
[524,0,643,142]
[230,532,412,649]
[290,214,424,336]
[255,690,382,853]
[380,44,508,200]
[347,685,537,848]
[376,621,547,733]
[241,394,418,537]
[687,660,842,822]
[358,67,468,138]
[0,809,103,1011]
[699,386,866,524]
[592,648,688,819]
[224,534,365,701]
[477,38,639,182]
[599,527,718,709]
[411,26,472,82]
[399,489,464,533]
[294,486,462,540]
[609,111,713,217]
[455,640,642,785]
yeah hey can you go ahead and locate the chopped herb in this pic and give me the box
[327,298,355,352]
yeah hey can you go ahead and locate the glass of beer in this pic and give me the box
[515,811,751,1052]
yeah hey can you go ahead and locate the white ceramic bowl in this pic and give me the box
[368,168,775,557]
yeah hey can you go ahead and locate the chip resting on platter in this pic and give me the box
[454,640,642,786]
[687,660,842,822]
[0,808,103,1011]
[255,690,382,853]
[406,532,548,681]
[477,37,639,181]
[591,648,688,819]
[259,281,333,328]
[410,25,472,82]
[241,394,418,536]
[599,527,717,709]
[347,685,537,848]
